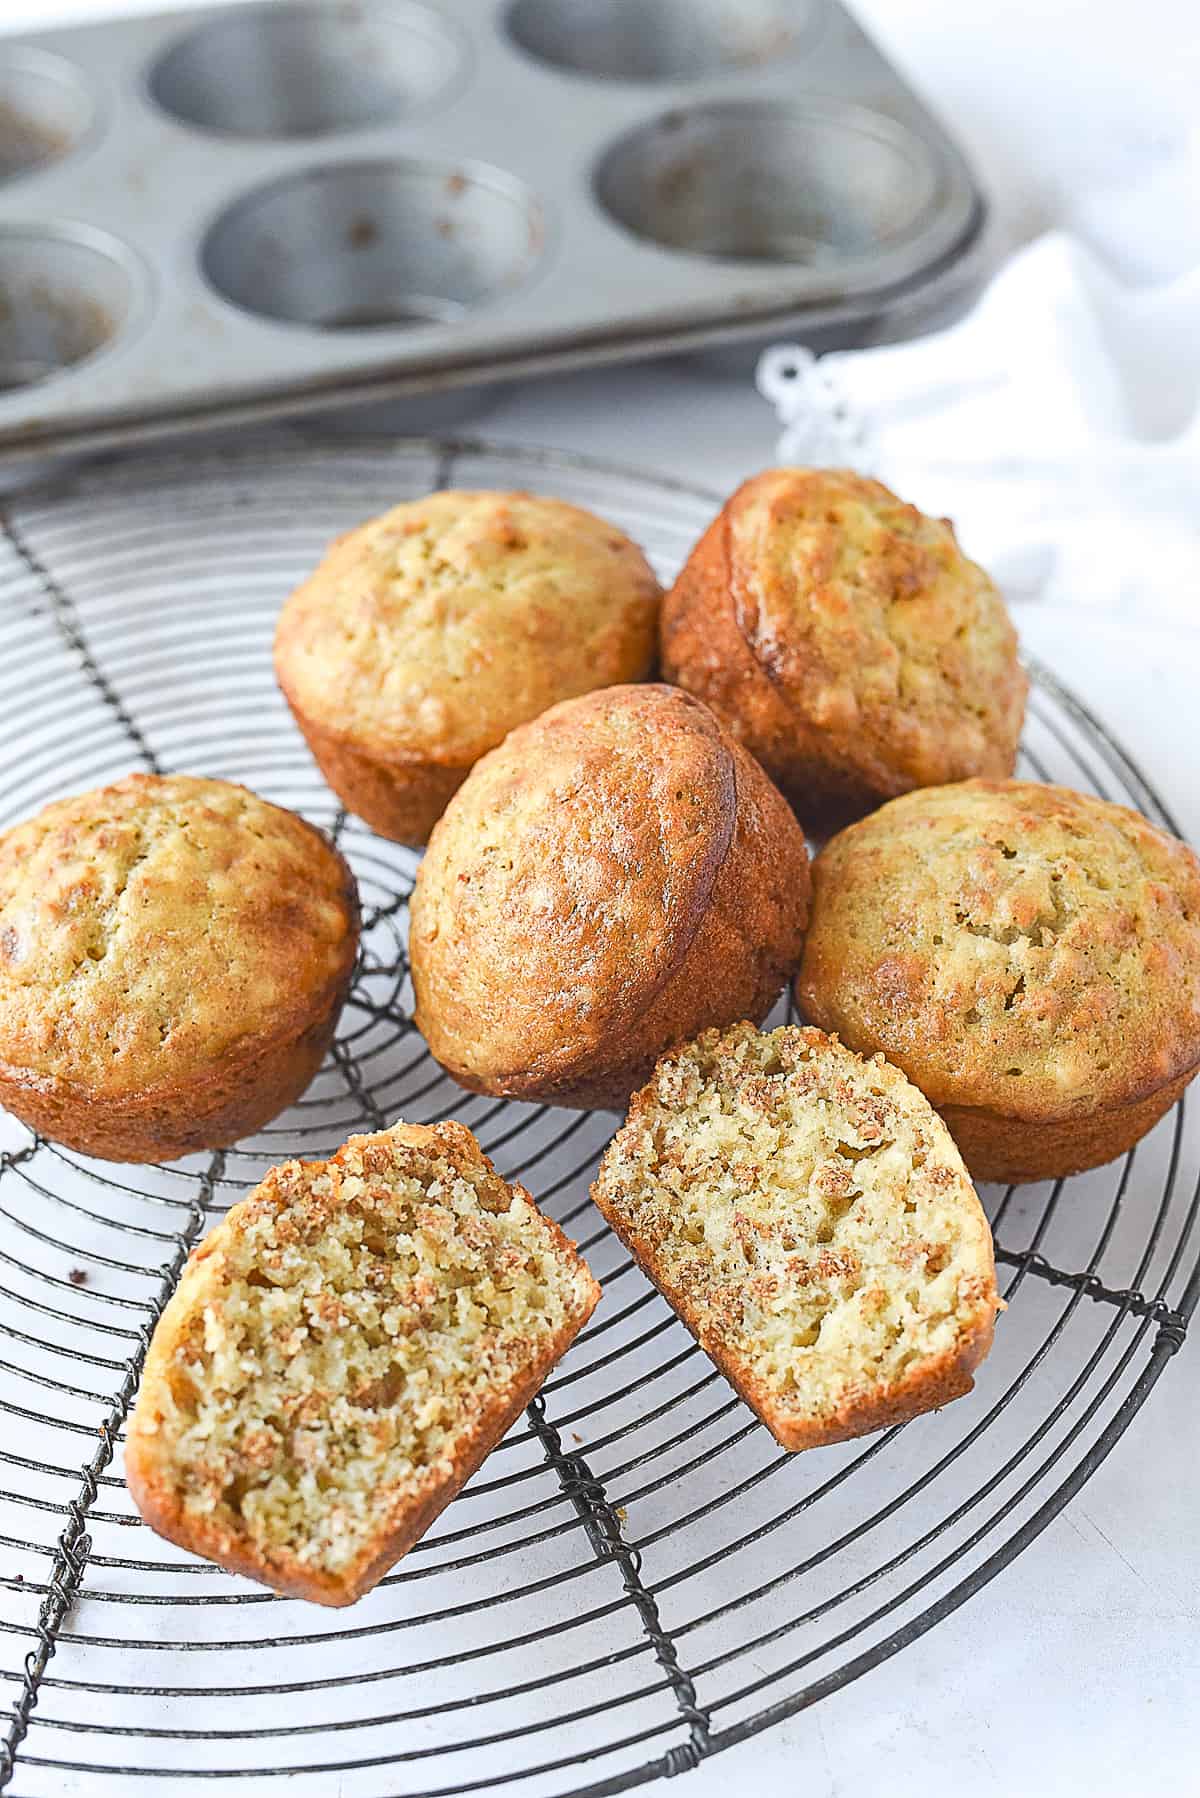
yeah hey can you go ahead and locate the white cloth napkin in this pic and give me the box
[758,229,1200,631]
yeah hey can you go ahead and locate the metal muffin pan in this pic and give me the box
[0,0,987,462]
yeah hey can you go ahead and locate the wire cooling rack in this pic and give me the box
[0,438,1193,1798]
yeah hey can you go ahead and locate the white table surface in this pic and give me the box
[3,2,1198,1794]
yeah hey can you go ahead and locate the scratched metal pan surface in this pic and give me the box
[0,0,986,462]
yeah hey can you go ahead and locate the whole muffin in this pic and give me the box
[275,489,662,846]
[0,774,359,1162]
[798,780,1200,1183]
[660,467,1027,831]
[410,684,810,1110]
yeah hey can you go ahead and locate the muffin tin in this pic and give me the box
[0,0,987,462]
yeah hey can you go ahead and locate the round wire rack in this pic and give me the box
[0,438,1193,1798]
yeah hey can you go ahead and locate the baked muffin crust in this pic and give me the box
[275,489,662,845]
[798,780,1200,1181]
[0,773,359,1160]
[660,468,1027,829]
[410,684,810,1110]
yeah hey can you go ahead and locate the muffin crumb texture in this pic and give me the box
[592,1024,998,1450]
[126,1122,598,1603]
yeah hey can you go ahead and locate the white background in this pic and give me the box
[3,1,1199,1793]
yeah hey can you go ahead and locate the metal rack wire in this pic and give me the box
[0,438,1192,1798]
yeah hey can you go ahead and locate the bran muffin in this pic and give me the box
[659,468,1027,831]
[126,1121,599,1605]
[0,773,359,1162]
[592,1023,1000,1451]
[275,489,662,846]
[798,780,1200,1183]
[410,684,810,1111]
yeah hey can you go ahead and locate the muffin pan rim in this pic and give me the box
[142,0,474,143]
[196,151,552,334]
[0,40,105,186]
[592,94,948,262]
[502,0,829,86]
[0,216,156,394]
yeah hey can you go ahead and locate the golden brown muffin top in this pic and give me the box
[719,467,1026,790]
[799,780,1200,1120]
[411,684,742,1093]
[0,774,358,1099]
[274,489,661,767]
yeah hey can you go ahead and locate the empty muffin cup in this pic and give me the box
[201,160,543,331]
[0,227,143,394]
[595,100,940,262]
[506,0,819,81]
[148,2,465,139]
[0,48,94,184]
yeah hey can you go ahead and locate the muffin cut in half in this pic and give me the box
[660,468,1027,832]
[591,1023,1000,1451]
[0,773,358,1162]
[126,1122,600,1605]
[798,780,1200,1183]
[275,489,662,846]
[410,683,810,1111]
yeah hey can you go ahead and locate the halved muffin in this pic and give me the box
[126,1121,600,1604]
[591,1023,1000,1451]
